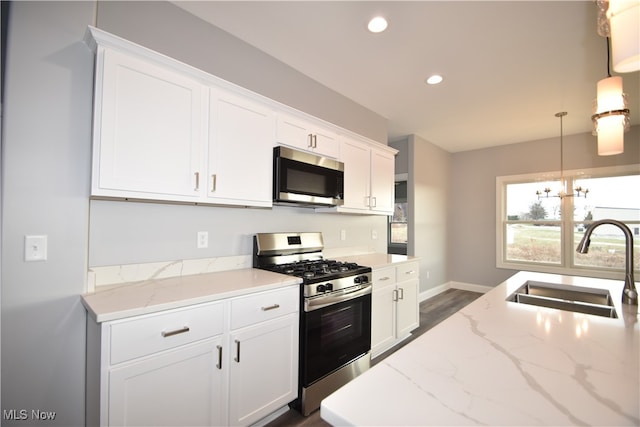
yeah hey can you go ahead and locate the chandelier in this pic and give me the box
[536,112,589,200]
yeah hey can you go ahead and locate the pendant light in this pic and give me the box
[607,0,640,73]
[591,37,630,156]
[536,112,589,200]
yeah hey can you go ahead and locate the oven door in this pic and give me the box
[273,146,344,206]
[301,292,371,387]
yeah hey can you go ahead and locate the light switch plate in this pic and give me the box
[25,235,47,261]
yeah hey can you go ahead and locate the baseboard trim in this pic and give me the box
[419,281,492,302]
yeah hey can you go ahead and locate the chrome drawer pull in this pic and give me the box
[379,277,391,281]
[161,326,190,338]
[234,340,241,363]
[405,270,416,275]
[261,304,280,311]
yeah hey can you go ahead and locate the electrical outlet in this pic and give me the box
[25,235,47,261]
[340,229,347,241]
[197,231,209,249]
[371,229,378,240]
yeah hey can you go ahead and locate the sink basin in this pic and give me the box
[507,280,618,318]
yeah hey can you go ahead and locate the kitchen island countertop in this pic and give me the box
[321,271,639,426]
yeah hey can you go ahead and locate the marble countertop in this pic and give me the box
[81,268,301,322]
[321,271,640,426]
[336,253,420,269]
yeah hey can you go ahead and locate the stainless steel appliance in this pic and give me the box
[273,146,345,207]
[253,232,372,416]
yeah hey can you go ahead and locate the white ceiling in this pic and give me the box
[172,1,639,153]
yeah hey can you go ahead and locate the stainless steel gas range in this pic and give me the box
[253,232,372,416]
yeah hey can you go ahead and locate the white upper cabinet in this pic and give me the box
[207,88,274,206]
[276,112,339,159]
[92,47,207,200]
[324,135,396,215]
[87,27,273,207]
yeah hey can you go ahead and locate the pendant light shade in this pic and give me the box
[608,0,640,72]
[592,76,630,155]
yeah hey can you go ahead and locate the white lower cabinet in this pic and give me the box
[371,262,420,358]
[86,286,299,427]
[228,315,298,426]
[108,338,225,427]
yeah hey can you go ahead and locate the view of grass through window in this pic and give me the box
[502,173,639,272]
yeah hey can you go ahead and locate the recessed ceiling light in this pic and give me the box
[367,16,388,33]
[425,74,444,85]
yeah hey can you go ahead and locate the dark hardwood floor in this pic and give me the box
[264,288,483,427]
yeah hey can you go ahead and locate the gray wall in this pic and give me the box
[1,1,388,424]
[1,2,95,425]
[389,135,451,295]
[449,126,640,287]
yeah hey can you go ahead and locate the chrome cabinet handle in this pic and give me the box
[371,196,377,207]
[216,345,222,369]
[308,133,314,148]
[313,134,318,148]
[392,289,398,302]
[161,326,190,338]
[194,172,200,191]
[261,304,280,311]
[211,174,217,192]
[234,339,240,363]
[398,287,405,300]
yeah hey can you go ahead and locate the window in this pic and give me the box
[388,178,407,255]
[497,165,640,279]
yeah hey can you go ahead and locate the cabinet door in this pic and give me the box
[108,338,224,427]
[276,113,338,158]
[396,278,420,339]
[371,285,396,358]
[370,148,395,214]
[340,138,371,211]
[94,48,206,199]
[208,89,274,206]
[228,314,298,426]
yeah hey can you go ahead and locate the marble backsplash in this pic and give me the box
[88,245,376,292]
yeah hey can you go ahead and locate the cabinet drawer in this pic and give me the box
[230,286,299,330]
[397,262,419,281]
[110,302,224,365]
[373,266,396,289]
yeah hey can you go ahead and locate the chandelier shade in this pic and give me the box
[608,0,640,72]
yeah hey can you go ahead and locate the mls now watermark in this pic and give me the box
[3,409,57,421]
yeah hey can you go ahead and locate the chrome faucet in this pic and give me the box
[576,219,637,306]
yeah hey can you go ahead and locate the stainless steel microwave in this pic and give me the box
[273,146,344,207]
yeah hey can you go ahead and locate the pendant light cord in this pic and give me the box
[606,36,612,77]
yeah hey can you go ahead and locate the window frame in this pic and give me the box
[496,164,640,280]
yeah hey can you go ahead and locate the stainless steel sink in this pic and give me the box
[507,281,618,318]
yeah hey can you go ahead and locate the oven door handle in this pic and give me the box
[305,285,371,312]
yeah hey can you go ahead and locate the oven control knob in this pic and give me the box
[355,275,369,284]
[354,276,362,284]
[316,284,326,293]
[325,283,333,291]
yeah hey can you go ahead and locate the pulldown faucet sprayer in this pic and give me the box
[576,219,637,306]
